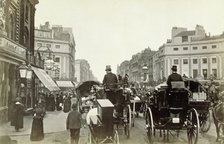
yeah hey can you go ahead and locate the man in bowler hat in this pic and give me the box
[167,65,183,89]
[103,65,118,104]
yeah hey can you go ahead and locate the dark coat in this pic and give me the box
[63,97,71,113]
[103,72,118,90]
[66,110,82,129]
[30,107,44,141]
[167,72,183,89]
[11,103,24,129]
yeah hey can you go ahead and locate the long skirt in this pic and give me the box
[30,117,44,141]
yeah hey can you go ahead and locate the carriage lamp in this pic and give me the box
[19,62,28,78]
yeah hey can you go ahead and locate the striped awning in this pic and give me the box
[32,66,60,91]
[56,81,74,88]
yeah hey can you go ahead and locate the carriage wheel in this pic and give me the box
[187,108,199,144]
[113,130,120,144]
[127,105,132,129]
[200,111,211,133]
[143,103,148,118]
[146,107,154,144]
[132,101,136,127]
[124,123,130,138]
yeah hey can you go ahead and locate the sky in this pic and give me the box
[35,0,224,82]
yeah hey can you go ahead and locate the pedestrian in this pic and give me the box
[66,103,82,144]
[63,95,71,113]
[56,93,62,111]
[10,100,24,131]
[30,103,44,141]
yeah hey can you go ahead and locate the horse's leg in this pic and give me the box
[212,110,220,142]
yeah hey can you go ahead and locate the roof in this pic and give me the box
[175,30,195,37]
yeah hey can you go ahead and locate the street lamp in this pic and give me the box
[19,62,28,78]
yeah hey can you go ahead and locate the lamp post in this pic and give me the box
[18,62,33,108]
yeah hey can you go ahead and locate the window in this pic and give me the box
[193,69,198,78]
[46,44,51,48]
[193,59,198,64]
[212,45,217,48]
[203,69,208,79]
[193,47,198,50]
[202,46,207,49]
[55,45,60,48]
[212,58,217,63]
[212,69,217,78]
[202,58,207,64]
[182,36,188,42]
[173,47,178,51]
[55,57,60,62]
[174,59,179,64]
[37,43,42,47]
[183,47,188,50]
[183,59,188,64]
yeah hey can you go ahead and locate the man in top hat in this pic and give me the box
[103,65,118,104]
[167,65,183,89]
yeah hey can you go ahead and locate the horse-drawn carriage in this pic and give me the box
[76,81,133,143]
[184,78,211,133]
[145,81,200,144]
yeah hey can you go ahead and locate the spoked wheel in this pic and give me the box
[132,101,136,127]
[143,103,148,118]
[146,107,154,144]
[124,123,130,138]
[113,130,120,144]
[200,111,211,133]
[124,105,131,138]
[187,108,200,144]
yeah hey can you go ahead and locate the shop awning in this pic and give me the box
[56,81,74,88]
[32,66,60,91]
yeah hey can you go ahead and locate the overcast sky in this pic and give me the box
[35,0,224,82]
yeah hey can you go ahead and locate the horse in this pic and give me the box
[210,83,224,142]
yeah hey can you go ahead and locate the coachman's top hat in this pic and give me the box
[171,65,177,71]
[105,65,111,71]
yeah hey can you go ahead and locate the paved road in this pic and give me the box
[3,111,220,144]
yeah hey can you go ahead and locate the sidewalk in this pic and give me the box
[0,111,69,136]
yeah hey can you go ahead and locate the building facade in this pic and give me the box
[153,25,224,81]
[117,48,155,85]
[34,22,76,81]
[0,0,40,123]
[75,59,96,83]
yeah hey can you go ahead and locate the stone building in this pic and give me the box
[0,0,40,123]
[34,22,76,84]
[75,59,96,83]
[153,25,224,81]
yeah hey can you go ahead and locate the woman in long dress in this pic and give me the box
[30,104,44,141]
